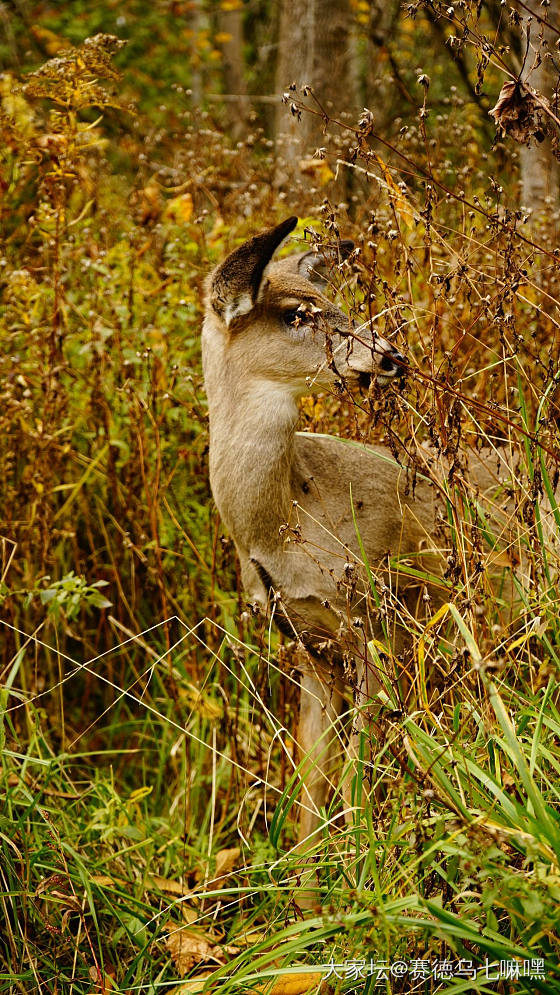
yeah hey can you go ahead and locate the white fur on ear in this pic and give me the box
[224,293,254,327]
[209,217,298,328]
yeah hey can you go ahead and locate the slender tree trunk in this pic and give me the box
[217,4,251,141]
[189,0,207,109]
[274,0,314,185]
[365,0,401,115]
[274,0,359,197]
[519,4,560,215]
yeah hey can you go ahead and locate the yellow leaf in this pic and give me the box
[416,601,450,712]
[91,874,118,887]
[87,964,115,993]
[299,158,334,185]
[30,26,72,55]
[214,32,233,44]
[517,282,538,305]
[256,973,325,995]
[235,928,268,946]
[164,192,194,225]
[181,905,199,925]
[129,784,153,803]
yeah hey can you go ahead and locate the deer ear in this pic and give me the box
[272,239,355,291]
[210,217,298,327]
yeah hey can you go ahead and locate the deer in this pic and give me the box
[201,216,539,859]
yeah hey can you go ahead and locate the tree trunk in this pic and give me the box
[274,0,359,198]
[217,4,251,142]
[519,5,560,216]
[189,0,208,109]
[274,0,314,186]
[365,0,401,120]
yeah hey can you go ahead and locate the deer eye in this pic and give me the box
[283,307,304,327]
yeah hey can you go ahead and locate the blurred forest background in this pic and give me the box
[2,1,560,993]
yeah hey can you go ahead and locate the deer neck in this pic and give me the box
[206,366,299,554]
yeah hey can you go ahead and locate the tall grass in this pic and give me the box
[1,27,559,995]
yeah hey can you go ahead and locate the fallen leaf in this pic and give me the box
[214,846,241,879]
[91,874,118,888]
[235,928,268,947]
[181,905,199,925]
[165,928,238,976]
[150,874,191,896]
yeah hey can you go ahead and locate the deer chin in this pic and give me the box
[356,371,373,390]
[354,368,401,390]
[349,348,407,390]
[376,371,398,387]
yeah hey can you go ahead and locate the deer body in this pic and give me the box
[201,218,504,848]
[203,219,439,642]
[208,408,436,642]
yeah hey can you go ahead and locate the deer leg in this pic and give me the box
[291,658,344,908]
[296,649,381,845]
[296,662,344,846]
[343,648,386,829]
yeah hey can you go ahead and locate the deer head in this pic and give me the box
[205,217,405,397]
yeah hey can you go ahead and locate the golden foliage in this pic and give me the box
[23,33,128,111]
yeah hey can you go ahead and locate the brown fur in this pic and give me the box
[201,218,537,851]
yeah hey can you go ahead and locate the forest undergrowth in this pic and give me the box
[1,11,560,995]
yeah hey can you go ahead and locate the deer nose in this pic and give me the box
[379,348,407,378]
